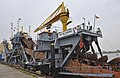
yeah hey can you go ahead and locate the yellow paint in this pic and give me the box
[60,2,69,31]
[34,2,69,32]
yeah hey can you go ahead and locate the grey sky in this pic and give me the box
[0,0,120,51]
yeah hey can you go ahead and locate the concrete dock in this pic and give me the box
[0,63,39,78]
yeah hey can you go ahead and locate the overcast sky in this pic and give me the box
[0,0,120,51]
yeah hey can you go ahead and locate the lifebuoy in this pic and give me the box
[79,38,84,49]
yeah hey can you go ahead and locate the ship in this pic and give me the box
[1,2,120,78]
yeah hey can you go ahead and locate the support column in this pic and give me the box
[50,42,55,76]
[95,40,103,57]
[90,44,95,54]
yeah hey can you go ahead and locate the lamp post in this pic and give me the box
[17,18,21,32]
[93,14,99,32]
[29,25,31,35]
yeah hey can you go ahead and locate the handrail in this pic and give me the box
[60,66,113,74]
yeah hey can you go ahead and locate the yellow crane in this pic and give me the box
[34,2,69,32]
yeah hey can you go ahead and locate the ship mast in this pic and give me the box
[11,22,13,38]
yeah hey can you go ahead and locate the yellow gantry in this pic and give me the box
[34,2,69,32]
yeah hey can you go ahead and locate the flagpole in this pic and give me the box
[93,14,96,32]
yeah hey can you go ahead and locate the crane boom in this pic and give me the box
[34,2,69,32]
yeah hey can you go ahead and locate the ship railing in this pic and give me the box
[59,66,113,75]
[74,24,102,35]
[58,24,102,38]
[111,66,120,71]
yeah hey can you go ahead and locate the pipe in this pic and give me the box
[50,42,55,76]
